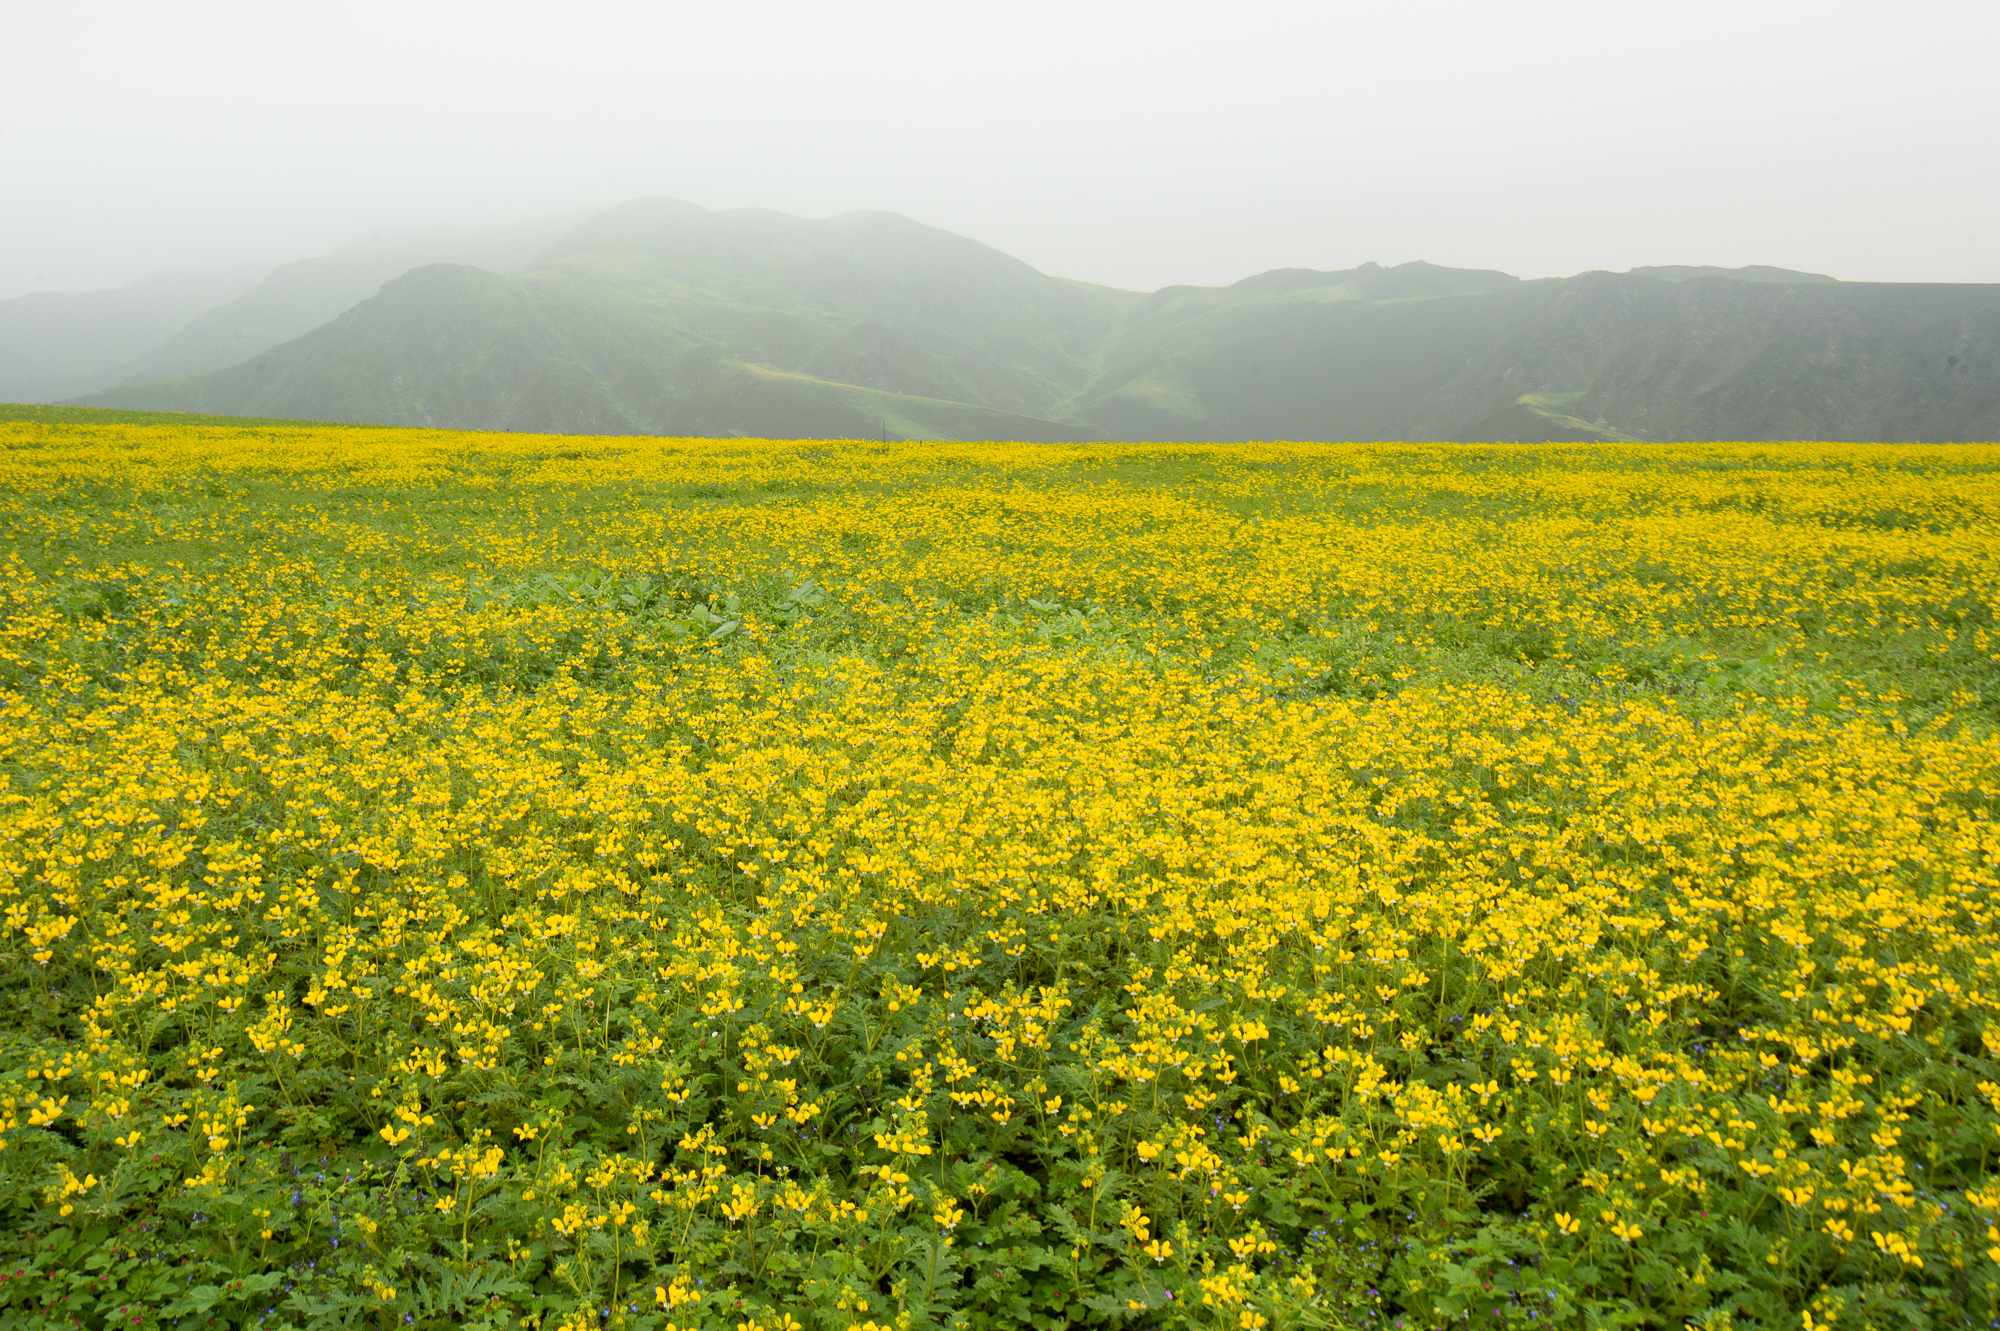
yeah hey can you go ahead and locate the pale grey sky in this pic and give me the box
[6,0,1995,300]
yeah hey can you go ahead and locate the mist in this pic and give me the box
[6,0,1996,301]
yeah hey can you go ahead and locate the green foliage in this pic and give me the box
[3,431,2000,1330]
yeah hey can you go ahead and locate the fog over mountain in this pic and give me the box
[5,1,1997,304]
[0,213,588,405]
[46,198,2000,443]
[0,268,265,404]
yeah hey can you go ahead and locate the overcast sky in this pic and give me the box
[6,0,1996,300]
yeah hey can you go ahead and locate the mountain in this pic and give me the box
[1069,262,1534,441]
[1089,265,2000,442]
[1627,265,1836,283]
[69,199,2000,441]
[89,210,593,390]
[0,212,593,406]
[0,267,264,402]
[1408,273,2000,442]
[78,200,1128,440]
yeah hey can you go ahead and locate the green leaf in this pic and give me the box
[181,1284,224,1314]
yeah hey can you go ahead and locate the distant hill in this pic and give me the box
[78,201,1126,440]
[0,267,263,402]
[1086,265,2000,442]
[90,211,592,390]
[1627,265,1836,283]
[67,198,2000,441]
[0,213,590,406]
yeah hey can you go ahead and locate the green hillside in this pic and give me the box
[80,250,1106,441]
[1069,263,1532,439]
[1071,265,2000,442]
[89,212,592,391]
[71,198,2000,441]
[0,402,351,429]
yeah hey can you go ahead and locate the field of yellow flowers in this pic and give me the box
[1,420,1998,1331]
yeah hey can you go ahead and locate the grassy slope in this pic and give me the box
[0,402,357,429]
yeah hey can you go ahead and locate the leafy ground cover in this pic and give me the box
[2,422,1998,1330]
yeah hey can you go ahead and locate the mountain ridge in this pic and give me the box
[61,197,2000,441]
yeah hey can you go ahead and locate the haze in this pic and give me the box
[6,0,1995,301]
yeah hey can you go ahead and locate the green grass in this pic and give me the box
[0,402,361,429]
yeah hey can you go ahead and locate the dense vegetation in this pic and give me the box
[3,423,1998,1330]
